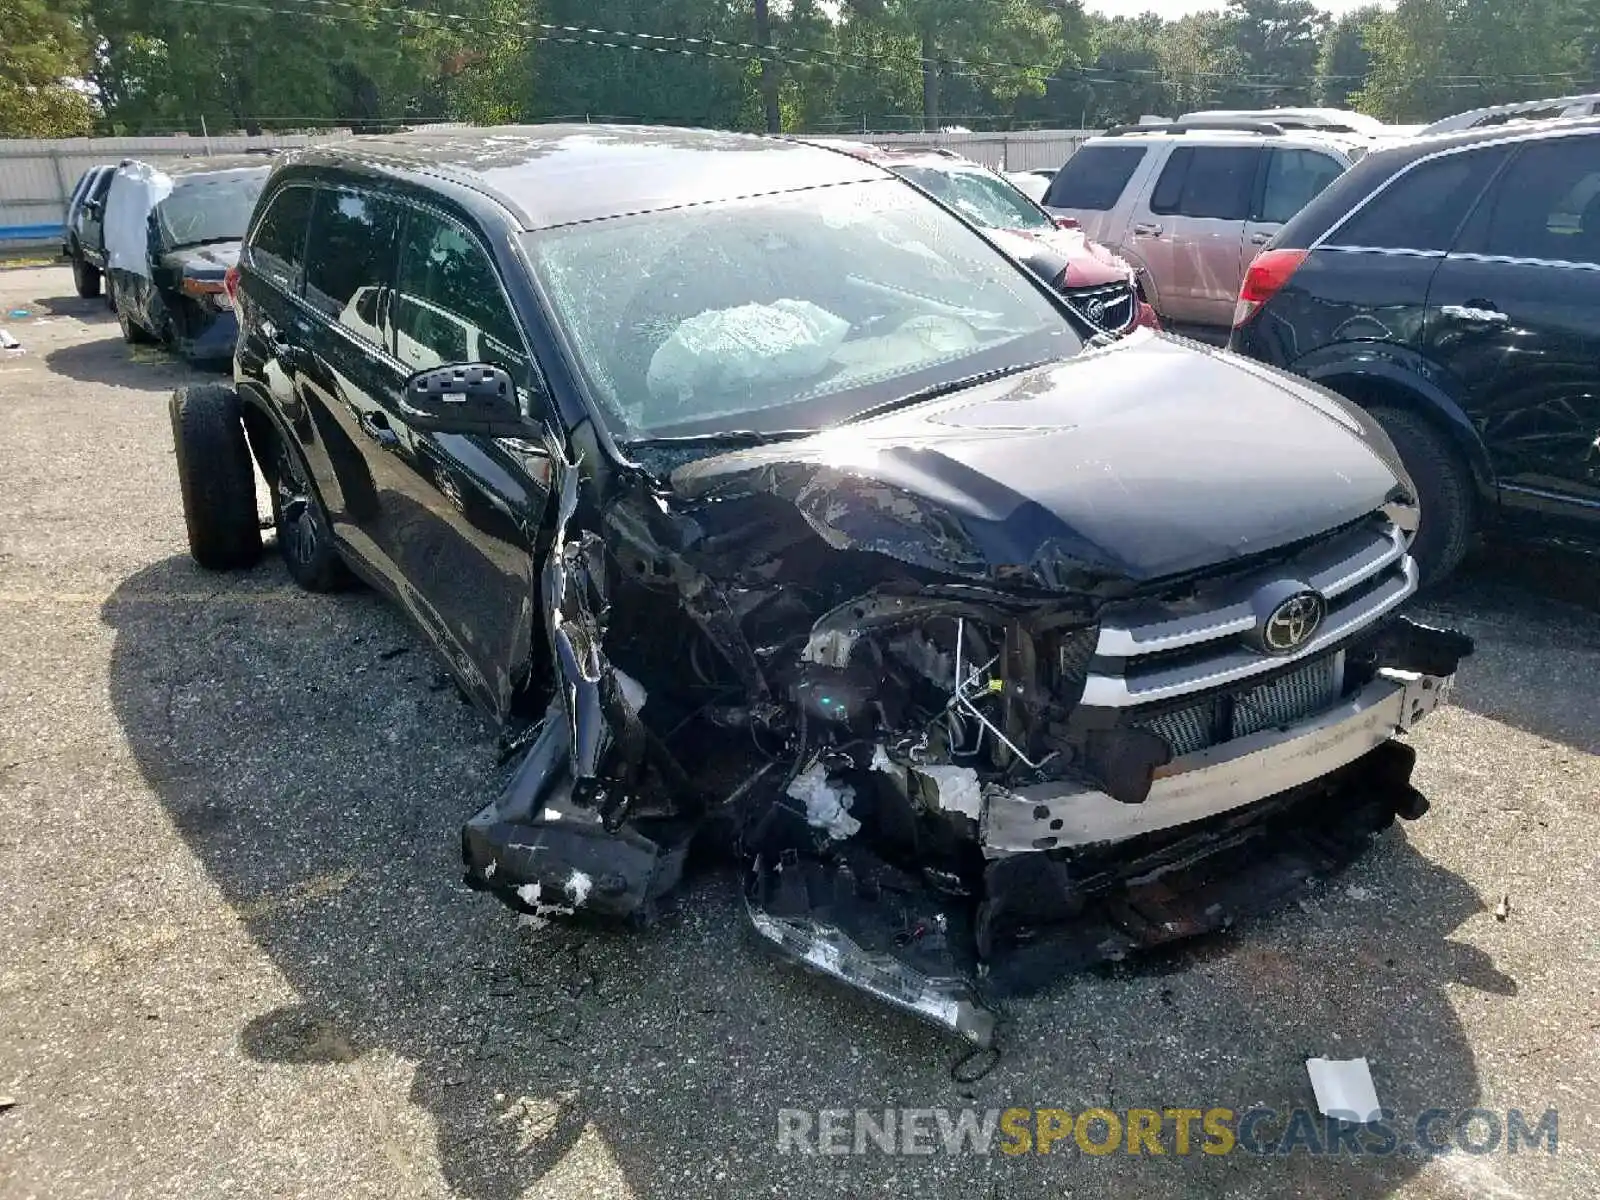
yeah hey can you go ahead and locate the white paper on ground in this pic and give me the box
[1306,1057,1383,1124]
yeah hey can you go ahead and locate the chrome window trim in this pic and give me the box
[1315,245,1448,259]
[1445,250,1600,271]
[1309,125,1600,252]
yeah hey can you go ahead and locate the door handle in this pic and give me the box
[1250,231,1273,245]
[1132,222,1164,237]
[1440,303,1509,324]
[359,410,400,450]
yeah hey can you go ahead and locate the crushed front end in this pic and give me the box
[462,439,1471,1048]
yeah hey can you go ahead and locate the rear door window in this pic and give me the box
[1474,136,1600,265]
[1328,146,1508,252]
[1044,145,1147,210]
[245,185,315,296]
[1258,149,1346,225]
[303,188,404,341]
[1150,146,1261,220]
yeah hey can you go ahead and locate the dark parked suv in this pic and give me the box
[1231,117,1600,583]
[170,126,1469,1044]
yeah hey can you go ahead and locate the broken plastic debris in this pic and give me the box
[786,760,861,840]
[0,329,21,356]
[613,668,647,714]
[1306,1057,1382,1124]
[1494,893,1510,922]
[912,764,983,821]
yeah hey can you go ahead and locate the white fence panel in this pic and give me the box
[0,131,353,248]
[867,129,1094,173]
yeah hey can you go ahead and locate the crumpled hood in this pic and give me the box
[1029,227,1132,288]
[670,336,1409,590]
[162,241,241,279]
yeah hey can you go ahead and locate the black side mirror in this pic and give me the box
[399,363,526,436]
[84,199,102,217]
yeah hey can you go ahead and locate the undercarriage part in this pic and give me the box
[746,851,997,1048]
[978,739,1418,995]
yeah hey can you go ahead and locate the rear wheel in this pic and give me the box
[1369,405,1475,586]
[269,434,353,593]
[71,254,101,299]
[170,384,264,570]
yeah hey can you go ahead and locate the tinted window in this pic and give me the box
[1478,136,1600,264]
[303,188,403,340]
[394,210,529,381]
[90,170,114,202]
[1044,146,1146,210]
[1258,149,1346,225]
[1150,147,1261,220]
[246,185,314,295]
[1332,147,1507,251]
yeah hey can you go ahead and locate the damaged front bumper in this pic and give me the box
[984,666,1451,854]
[465,656,1465,1050]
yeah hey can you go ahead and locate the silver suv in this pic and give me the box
[1043,121,1356,330]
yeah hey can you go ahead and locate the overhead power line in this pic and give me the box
[157,0,1600,101]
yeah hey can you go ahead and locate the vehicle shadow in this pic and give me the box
[44,335,192,388]
[1420,552,1600,756]
[28,293,117,320]
[103,554,1490,1198]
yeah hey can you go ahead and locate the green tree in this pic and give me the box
[1316,4,1383,108]
[0,0,93,136]
[844,0,1060,130]
[1356,0,1581,122]
[1080,14,1171,124]
[1225,0,1329,106]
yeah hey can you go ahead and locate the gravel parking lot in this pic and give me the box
[1,263,1597,1199]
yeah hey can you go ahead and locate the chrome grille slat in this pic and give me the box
[1134,652,1344,756]
[1083,517,1415,709]
[1096,519,1404,658]
[1063,281,1137,334]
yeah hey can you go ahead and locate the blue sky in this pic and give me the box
[1084,1,1393,16]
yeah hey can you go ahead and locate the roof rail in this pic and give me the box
[1103,119,1286,138]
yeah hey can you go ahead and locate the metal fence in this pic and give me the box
[0,125,1095,252]
[0,131,355,249]
[866,129,1096,173]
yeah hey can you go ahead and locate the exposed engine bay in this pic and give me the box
[461,395,1474,1047]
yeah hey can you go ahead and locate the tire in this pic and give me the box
[170,384,264,571]
[71,254,101,299]
[268,430,353,593]
[1369,405,1475,587]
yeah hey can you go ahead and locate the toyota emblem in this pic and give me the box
[1262,592,1326,654]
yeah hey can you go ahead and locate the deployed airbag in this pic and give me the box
[647,299,850,402]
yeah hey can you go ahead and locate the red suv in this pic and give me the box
[813,141,1161,337]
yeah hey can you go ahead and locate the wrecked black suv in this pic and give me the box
[171,126,1471,1046]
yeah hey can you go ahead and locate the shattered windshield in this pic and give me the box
[892,164,1056,232]
[153,168,269,249]
[527,179,1080,438]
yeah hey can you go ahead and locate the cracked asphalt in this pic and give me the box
[1,264,1597,1199]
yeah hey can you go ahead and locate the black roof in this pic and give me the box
[290,124,888,230]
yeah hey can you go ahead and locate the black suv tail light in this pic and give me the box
[1234,249,1308,328]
